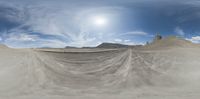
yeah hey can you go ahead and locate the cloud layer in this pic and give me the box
[1,0,200,47]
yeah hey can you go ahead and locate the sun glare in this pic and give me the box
[92,16,107,26]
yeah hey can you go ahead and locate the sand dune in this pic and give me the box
[145,36,198,50]
[1,38,200,99]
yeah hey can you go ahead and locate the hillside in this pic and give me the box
[145,36,197,49]
[97,42,129,48]
[0,44,8,49]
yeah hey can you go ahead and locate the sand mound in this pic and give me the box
[145,36,196,49]
[0,44,8,49]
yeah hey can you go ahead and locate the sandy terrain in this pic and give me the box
[1,38,200,99]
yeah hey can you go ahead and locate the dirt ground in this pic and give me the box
[1,43,200,99]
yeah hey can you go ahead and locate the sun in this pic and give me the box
[92,16,107,26]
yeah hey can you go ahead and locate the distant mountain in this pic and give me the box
[96,43,129,48]
[65,46,78,48]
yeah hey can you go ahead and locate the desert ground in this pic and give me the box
[1,37,200,99]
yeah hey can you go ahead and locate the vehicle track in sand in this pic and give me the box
[1,47,200,99]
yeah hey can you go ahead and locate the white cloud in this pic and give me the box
[67,37,97,47]
[5,36,67,48]
[0,1,148,48]
[191,36,200,41]
[112,38,140,45]
[175,27,185,36]
[4,32,68,48]
[6,33,38,42]
[37,39,67,48]
[186,36,200,43]
[123,41,136,45]
[124,31,148,36]
[124,39,130,42]
[2,4,125,47]
[114,38,123,42]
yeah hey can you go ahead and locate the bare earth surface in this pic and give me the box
[1,41,200,99]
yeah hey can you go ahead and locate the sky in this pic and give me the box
[1,0,200,48]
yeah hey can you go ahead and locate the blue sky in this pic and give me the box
[1,0,200,48]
